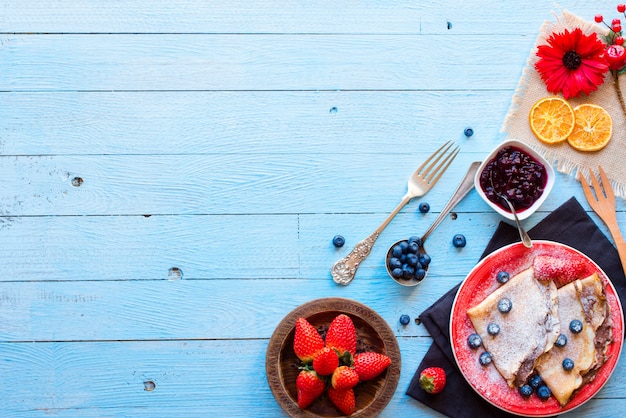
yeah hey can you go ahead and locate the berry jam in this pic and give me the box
[479,146,547,213]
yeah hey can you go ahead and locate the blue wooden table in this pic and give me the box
[2,1,625,416]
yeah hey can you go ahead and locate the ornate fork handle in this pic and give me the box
[331,231,380,285]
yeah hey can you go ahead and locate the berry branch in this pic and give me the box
[596,4,626,120]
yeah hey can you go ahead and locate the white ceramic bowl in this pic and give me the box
[474,139,554,221]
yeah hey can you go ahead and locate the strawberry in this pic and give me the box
[325,314,357,357]
[295,369,326,409]
[294,317,324,362]
[331,365,360,390]
[327,386,356,416]
[353,352,391,381]
[419,367,446,394]
[313,346,339,376]
[532,255,589,287]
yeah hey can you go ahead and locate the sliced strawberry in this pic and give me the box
[331,365,360,390]
[327,386,356,416]
[325,314,357,357]
[313,346,339,376]
[296,370,326,409]
[419,366,446,394]
[294,317,324,362]
[532,255,590,287]
[353,352,391,381]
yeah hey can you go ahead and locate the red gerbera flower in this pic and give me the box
[535,28,609,99]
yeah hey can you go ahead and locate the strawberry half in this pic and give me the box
[296,369,326,409]
[353,352,391,381]
[313,346,339,376]
[325,314,357,357]
[294,317,324,362]
[327,386,356,416]
[419,366,446,394]
[331,365,360,390]
[532,254,589,287]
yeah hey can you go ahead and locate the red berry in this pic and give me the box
[296,370,326,409]
[618,4,626,13]
[613,18,622,25]
[331,365,360,390]
[293,317,324,362]
[532,255,590,287]
[617,36,625,45]
[595,14,604,23]
[613,23,622,32]
[353,352,392,381]
[419,367,447,394]
[312,346,339,376]
[327,387,356,416]
[325,314,357,357]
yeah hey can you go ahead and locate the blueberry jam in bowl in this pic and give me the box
[474,139,554,221]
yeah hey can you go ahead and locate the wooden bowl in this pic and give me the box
[266,297,401,417]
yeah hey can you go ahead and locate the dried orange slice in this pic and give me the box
[567,104,613,152]
[529,97,575,144]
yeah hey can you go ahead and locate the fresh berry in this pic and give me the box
[408,235,423,246]
[487,323,500,336]
[419,253,431,267]
[467,333,482,349]
[296,370,325,409]
[414,268,426,281]
[595,14,604,23]
[619,4,626,13]
[528,374,543,389]
[569,319,583,334]
[327,387,356,415]
[399,314,411,325]
[519,384,533,398]
[532,255,588,287]
[554,334,568,347]
[332,235,345,248]
[312,346,339,376]
[331,365,360,390]
[562,358,575,371]
[496,271,510,284]
[419,202,430,213]
[617,36,625,45]
[536,385,552,400]
[614,23,623,32]
[353,352,392,381]
[497,298,512,313]
[464,127,474,137]
[452,234,466,248]
[419,367,446,394]
[326,314,357,357]
[479,352,492,366]
[294,318,324,362]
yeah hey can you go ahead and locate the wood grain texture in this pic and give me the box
[2,0,626,416]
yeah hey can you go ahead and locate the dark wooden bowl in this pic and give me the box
[266,298,401,417]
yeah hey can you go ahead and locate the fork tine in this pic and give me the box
[580,169,597,205]
[424,145,460,184]
[598,165,615,202]
[416,141,453,175]
[588,166,605,199]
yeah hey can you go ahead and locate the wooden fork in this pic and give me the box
[580,166,626,276]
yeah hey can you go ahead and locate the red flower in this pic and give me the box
[535,28,609,99]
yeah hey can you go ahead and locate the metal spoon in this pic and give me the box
[386,161,481,286]
[489,174,532,248]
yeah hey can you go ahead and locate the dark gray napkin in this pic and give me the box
[406,197,626,417]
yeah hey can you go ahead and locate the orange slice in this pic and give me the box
[529,97,575,144]
[567,104,613,152]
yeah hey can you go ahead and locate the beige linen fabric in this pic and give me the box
[502,10,626,199]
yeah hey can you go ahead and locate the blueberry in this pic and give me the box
[402,265,415,279]
[464,127,474,137]
[418,202,430,213]
[554,334,568,347]
[528,374,543,389]
[487,323,500,336]
[332,235,345,247]
[479,352,492,366]
[391,268,403,278]
[408,242,419,254]
[562,358,574,371]
[519,384,533,398]
[389,257,402,270]
[406,253,418,266]
[399,314,411,326]
[414,268,426,281]
[467,333,482,349]
[570,319,583,334]
[419,253,431,267]
[399,241,409,252]
[408,235,421,244]
[536,385,552,400]
[497,298,512,314]
[392,245,403,258]
[452,234,466,248]
[496,271,510,284]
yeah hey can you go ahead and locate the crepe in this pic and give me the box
[467,267,560,387]
[534,273,612,406]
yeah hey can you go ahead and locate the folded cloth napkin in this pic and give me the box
[406,197,626,417]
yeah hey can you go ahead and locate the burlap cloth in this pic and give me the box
[502,10,626,199]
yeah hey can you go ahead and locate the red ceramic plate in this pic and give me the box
[450,241,624,417]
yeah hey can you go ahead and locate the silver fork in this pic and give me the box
[331,141,460,285]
